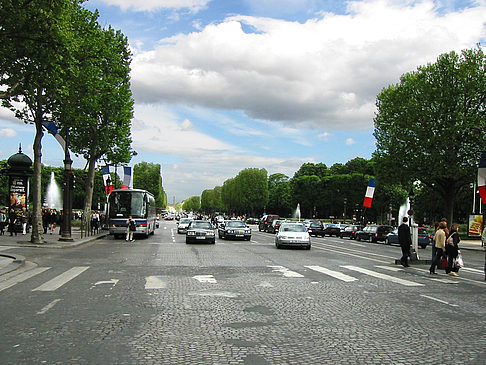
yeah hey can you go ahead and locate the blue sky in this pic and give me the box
[1,0,485,202]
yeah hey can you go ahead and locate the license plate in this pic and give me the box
[236,234,244,237]
[196,236,206,239]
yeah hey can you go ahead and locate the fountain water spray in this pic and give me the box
[44,171,62,210]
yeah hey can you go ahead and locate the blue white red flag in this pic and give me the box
[102,166,113,195]
[363,178,376,208]
[122,166,131,189]
[478,151,486,204]
[42,122,66,151]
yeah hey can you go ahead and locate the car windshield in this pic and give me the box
[310,223,322,228]
[226,221,245,228]
[191,222,212,229]
[280,224,307,232]
[180,218,192,224]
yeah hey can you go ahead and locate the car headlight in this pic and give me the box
[187,231,196,236]
[207,231,215,236]
[228,229,234,234]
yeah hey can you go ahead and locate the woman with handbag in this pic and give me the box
[429,221,447,274]
[446,224,461,277]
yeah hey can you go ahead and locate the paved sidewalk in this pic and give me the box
[458,239,484,251]
[0,228,109,276]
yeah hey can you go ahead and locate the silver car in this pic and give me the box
[275,222,311,250]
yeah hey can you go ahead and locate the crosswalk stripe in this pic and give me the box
[268,265,304,278]
[305,265,357,282]
[0,267,50,292]
[145,276,167,289]
[32,266,89,291]
[375,265,403,272]
[193,275,217,283]
[341,265,424,287]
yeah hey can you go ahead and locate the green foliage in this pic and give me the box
[133,162,165,208]
[201,187,223,214]
[374,47,486,224]
[267,174,292,217]
[182,196,200,212]
[293,162,328,179]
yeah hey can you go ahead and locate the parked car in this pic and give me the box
[275,222,311,250]
[340,225,363,240]
[323,223,341,237]
[259,214,280,232]
[177,218,193,234]
[218,220,251,240]
[385,227,431,248]
[356,225,393,243]
[185,220,215,244]
[307,221,325,237]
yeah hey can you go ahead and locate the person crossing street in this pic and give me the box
[398,217,411,267]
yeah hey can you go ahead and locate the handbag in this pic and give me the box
[454,253,464,268]
[439,256,448,269]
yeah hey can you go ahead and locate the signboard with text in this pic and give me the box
[468,214,483,238]
[9,176,28,209]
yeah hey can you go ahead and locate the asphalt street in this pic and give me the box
[0,222,485,364]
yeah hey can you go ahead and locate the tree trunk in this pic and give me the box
[82,154,97,233]
[30,113,45,244]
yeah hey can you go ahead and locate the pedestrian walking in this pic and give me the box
[7,208,17,236]
[482,225,486,281]
[42,208,49,234]
[398,217,411,267]
[126,216,136,242]
[429,221,447,274]
[48,209,57,234]
[445,224,461,277]
[21,207,29,235]
[0,209,6,235]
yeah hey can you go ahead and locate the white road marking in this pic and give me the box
[421,294,458,307]
[33,266,89,292]
[0,267,50,292]
[305,265,357,282]
[145,276,167,289]
[347,242,366,247]
[268,265,304,278]
[91,279,119,289]
[257,281,274,288]
[37,299,62,315]
[193,275,217,283]
[0,246,15,251]
[461,267,484,274]
[375,265,403,272]
[341,265,424,287]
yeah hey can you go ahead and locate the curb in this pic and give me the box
[0,253,25,276]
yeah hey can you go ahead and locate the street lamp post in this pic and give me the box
[59,155,74,242]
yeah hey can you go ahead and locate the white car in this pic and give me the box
[275,222,311,250]
[177,218,193,234]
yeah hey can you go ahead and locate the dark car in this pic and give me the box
[185,220,215,244]
[218,220,251,240]
[340,225,363,240]
[385,227,431,249]
[323,223,341,237]
[307,221,325,237]
[267,219,283,234]
[258,214,280,232]
[356,225,393,243]
[245,217,259,225]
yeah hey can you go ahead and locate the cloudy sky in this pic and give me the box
[1,0,485,203]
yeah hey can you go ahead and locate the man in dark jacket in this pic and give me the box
[398,217,411,267]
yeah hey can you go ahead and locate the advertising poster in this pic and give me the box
[468,214,483,238]
[9,176,27,209]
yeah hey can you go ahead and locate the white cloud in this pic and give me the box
[318,132,330,141]
[0,128,17,137]
[131,0,486,130]
[345,137,356,145]
[99,0,210,12]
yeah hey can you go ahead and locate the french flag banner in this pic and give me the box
[363,178,376,208]
[478,151,486,204]
[102,166,113,195]
[121,166,131,189]
[42,121,66,151]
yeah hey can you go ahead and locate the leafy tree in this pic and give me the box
[133,162,165,208]
[293,162,328,179]
[291,175,321,218]
[267,175,292,217]
[1,0,86,244]
[182,196,200,212]
[201,187,223,214]
[374,47,486,225]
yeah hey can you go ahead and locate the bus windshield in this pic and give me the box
[109,191,146,218]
